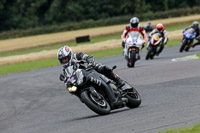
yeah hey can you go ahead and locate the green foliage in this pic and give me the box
[0,0,200,33]
[1,6,200,40]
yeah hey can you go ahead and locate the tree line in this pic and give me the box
[0,0,199,31]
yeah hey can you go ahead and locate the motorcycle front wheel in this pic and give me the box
[180,39,187,52]
[125,87,141,108]
[80,90,111,115]
[127,50,136,68]
[146,47,153,60]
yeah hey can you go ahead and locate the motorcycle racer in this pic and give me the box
[144,21,154,32]
[57,45,125,89]
[148,23,168,56]
[184,21,200,48]
[121,17,147,49]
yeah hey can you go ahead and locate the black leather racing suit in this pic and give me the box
[63,52,124,88]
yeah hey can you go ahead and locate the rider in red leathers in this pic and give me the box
[147,23,168,56]
[121,17,147,49]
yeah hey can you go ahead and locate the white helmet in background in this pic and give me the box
[130,17,139,28]
[57,45,73,65]
[192,21,199,30]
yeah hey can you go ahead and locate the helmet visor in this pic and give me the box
[131,23,138,28]
[60,54,71,64]
[157,28,162,31]
[193,25,198,30]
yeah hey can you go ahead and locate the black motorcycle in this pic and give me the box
[60,61,141,115]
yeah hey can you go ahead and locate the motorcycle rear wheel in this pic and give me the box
[80,90,111,115]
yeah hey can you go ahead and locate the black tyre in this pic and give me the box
[180,39,187,52]
[150,49,157,59]
[80,90,111,115]
[146,47,153,60]
[185,46,191,52]
[150,54,154,59]
[127,50,136,67]
[125,87,141,108]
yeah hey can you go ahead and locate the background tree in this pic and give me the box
[0,0,199,31]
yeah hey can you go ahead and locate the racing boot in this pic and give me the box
[157,45,164,56]
[192,42,200,48]
[156,52,160,56]
[114,75,125,89]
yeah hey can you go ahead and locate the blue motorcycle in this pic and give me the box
[180,28,196,52]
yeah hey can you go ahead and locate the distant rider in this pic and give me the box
[184,21,200,48]
[121,17,147,49]
[148,23,168,56]
[57,45,125,90]
[144,21,154,32]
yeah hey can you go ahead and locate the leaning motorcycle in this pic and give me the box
[146,33,163,60]
[180,28,196,52]
[123,31,145,67]
[61,61,141,115]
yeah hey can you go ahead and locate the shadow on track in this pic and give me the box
[62,107,141,123]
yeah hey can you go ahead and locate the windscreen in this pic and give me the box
[128,31,140,38]
[65,65,74,78]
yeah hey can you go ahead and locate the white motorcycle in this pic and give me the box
[123,31,145,67]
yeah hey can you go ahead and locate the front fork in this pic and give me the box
[89,87,102,100]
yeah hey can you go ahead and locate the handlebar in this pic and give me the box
[112,65,117,70]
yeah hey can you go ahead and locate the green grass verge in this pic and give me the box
[0,34,121,57]
[0,39,181,75]
[0,22,191,57]
[158,124,200,133]
[0,48,123,75]
[196,53,200,57]
[165,23,191,31]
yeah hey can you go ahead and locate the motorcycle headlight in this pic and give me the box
[76,69,84,85]
[67,86,77,92]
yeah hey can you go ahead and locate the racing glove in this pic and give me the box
[122,38,126,43]
[59,73,66,81]
[86,56,95,64]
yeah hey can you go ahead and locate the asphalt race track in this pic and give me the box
[1,45,200,133]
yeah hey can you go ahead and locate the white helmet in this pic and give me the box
[57,46,73,65]
[192,21,199,30]
[130,17,139,28]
